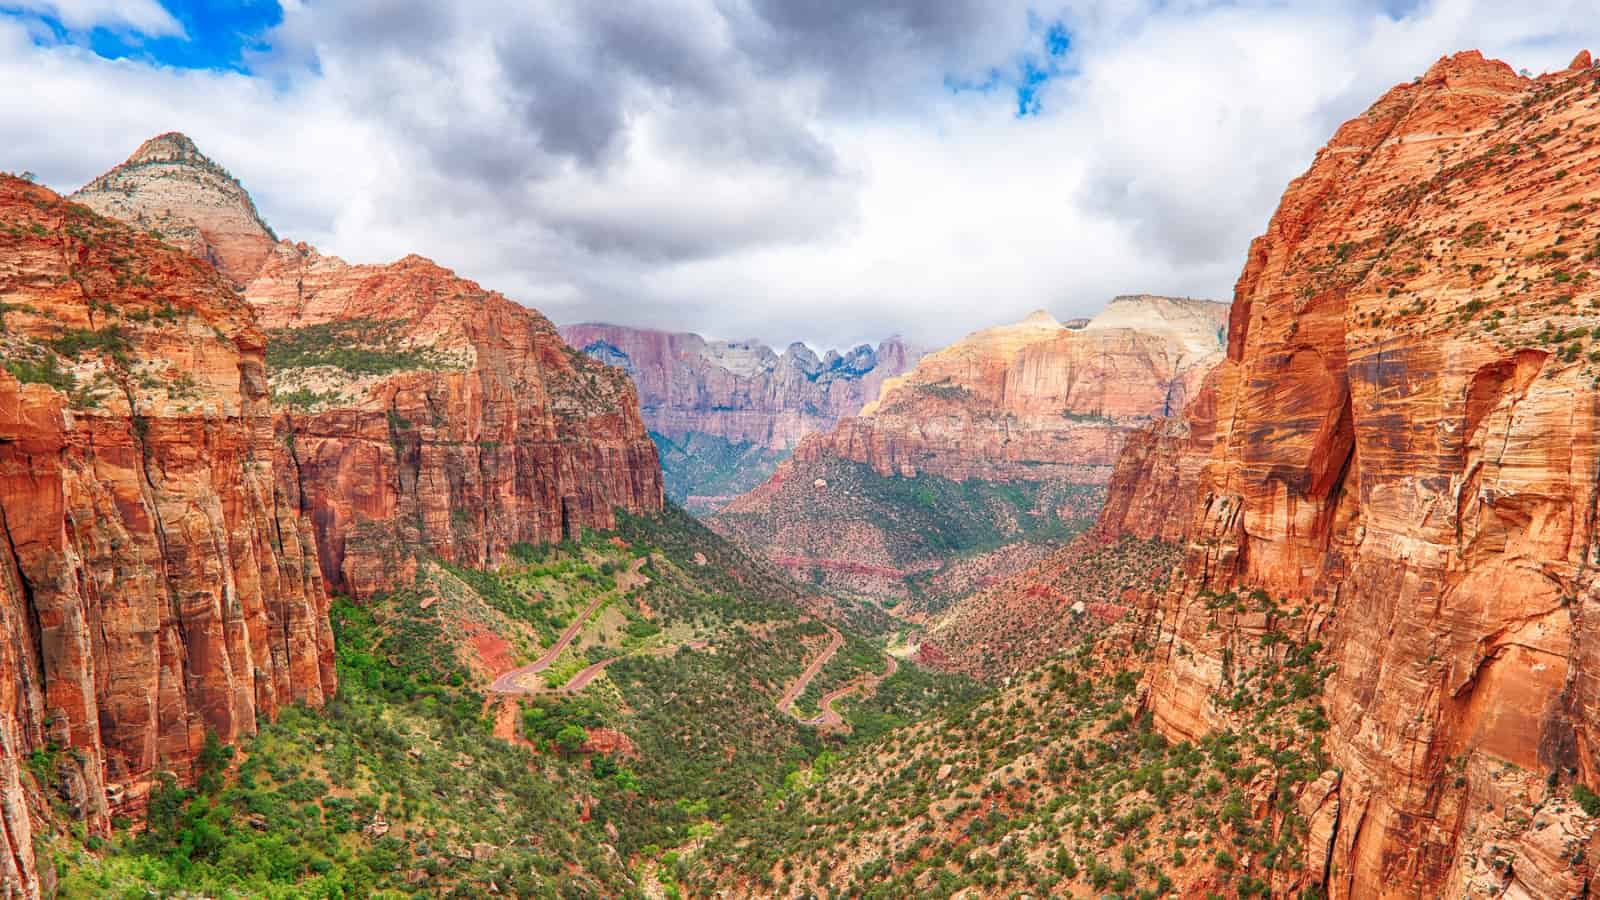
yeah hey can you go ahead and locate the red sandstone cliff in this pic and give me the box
[0,177,334,896]
[558,323,921,451]
[1133,51,1600,897]
[917,365,1225,679]
[75,136,664,599]
[1095,365,1223,542]
[252,245,663,597]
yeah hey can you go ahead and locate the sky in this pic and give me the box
[2,1,1598,350]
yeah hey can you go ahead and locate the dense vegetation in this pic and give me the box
[649,431,789,513]
[690,618,1339,898]
[265,318,449,376]
[44,507,980,897]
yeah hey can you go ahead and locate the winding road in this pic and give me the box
[776,623,843,714]
[798,654,899,728]
[490,558,646,695]
[557,640,710,694]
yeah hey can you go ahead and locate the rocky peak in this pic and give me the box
[124,131,208,166]
[72,132,278,287]
[1017,309,1062,328]
[783,341,823,374]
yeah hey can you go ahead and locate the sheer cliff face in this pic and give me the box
[253,246,663,597]
[0,177,334,893]
[789,297,1227,484]
[558,323,920,451]
[1138,52,1600,897]
[75,136,664,600]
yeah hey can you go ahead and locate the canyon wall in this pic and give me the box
[559,323,919,511]
[712,297,1225,604]
[253,247,663,598]
[0,177,335,897]
[559,323,919,451]
[788,298,1226,484]
[75,136,664,600]
[1134,51,1600,897]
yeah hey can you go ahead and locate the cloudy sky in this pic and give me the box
[2,1,1598,349]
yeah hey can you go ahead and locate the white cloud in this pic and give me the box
[1,0,1598,350]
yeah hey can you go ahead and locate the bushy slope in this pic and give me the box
[44,507,978,897]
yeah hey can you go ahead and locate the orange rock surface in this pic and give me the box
[1095,365,1223,542]
[1132,51,1600,897]
[75,135,664,599]
[789,297,1226,484]
[72,133,279,288]
[713,297,1224,603]
[0,176,334,895]
[249,244,663,597]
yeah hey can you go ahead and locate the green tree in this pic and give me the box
[555,724,587,756]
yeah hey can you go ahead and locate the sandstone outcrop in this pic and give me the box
[917,366,1225,679]
[1131,51,1600,897]
[0,176,334,897]
[72,133,278,288]
[250,245,662,597]
[712,296,1225,602]
[76,136,664,599]
[788,297,1225,483]
[1094,364,1222,542]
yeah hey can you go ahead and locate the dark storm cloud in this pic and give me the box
[256,0,878,263]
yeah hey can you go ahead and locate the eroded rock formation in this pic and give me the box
[1135,51,1600,897]
[559,323,920,511]
[712,297,1225,602]
[559,323,919,451]
[75,136,664,599]
[254,245,663,597]
[0,176,334,897]
[786,297,1225,483]
[72,133,278,289]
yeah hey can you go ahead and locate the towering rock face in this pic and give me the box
[918,365,1226,680]
[794,297,1226,483]
[71,133,278,288]
[73,135,664,601]
[1135,51,1600,897]
[712,296,1226,604]
[1095,365,1222,542]
[0,176,334,895]
[559,323,920,511]
[253,246,663,597]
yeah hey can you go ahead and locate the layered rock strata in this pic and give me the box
[253,246,663,597]
[784,297,1225,483]
[72,132,278,289]
[0,177,334,897]
[558,323,920,452]
[712,297,1225,601]
[1135,51,1600,897]
[75,135,664,599]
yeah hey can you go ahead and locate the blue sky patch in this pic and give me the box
[945,15,1074,118]
[6,0,281,72]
